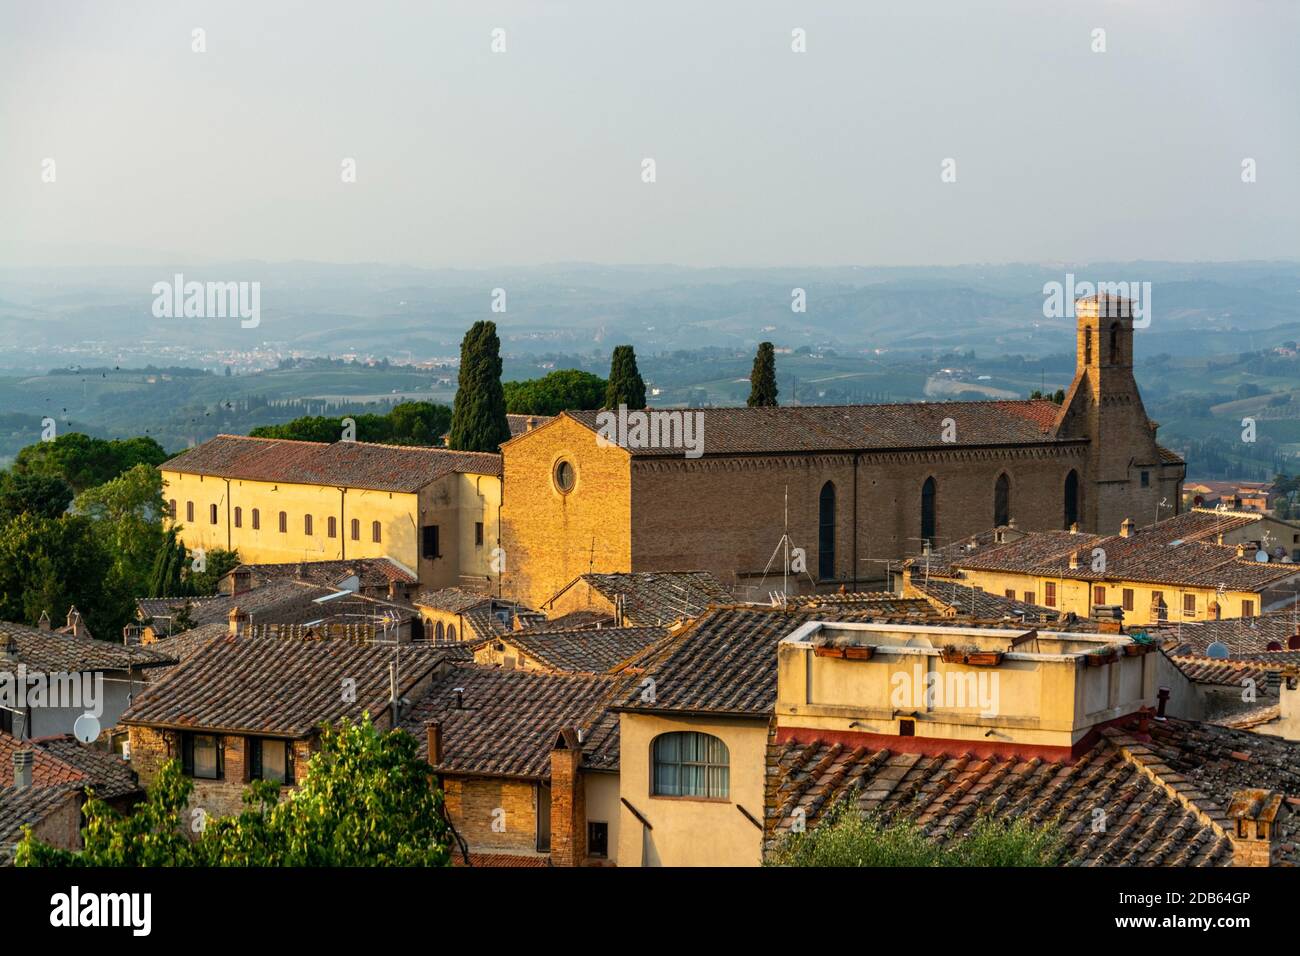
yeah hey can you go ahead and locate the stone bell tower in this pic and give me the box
[1055,295,1180,534]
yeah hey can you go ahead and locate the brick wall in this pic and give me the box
[441,775,542,854]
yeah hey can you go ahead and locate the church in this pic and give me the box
[498,296,1185,610]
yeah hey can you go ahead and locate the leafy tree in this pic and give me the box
[447,321,511,452]
[385,401,452,445]
[148,526,192,598]
[748,342,779,407]
[249,402,451,446]
[0,513,117,637]
[0,472,73,523]
[72,463,167,625]
[767,801,1064,867]
[604,345,647,409]
[17,717,451,867]
[187,548,240,596]
[503,369,607,416]
[12,434,166,493]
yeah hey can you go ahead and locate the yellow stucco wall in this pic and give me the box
[584,771,621,865]
[951,567,1266,626]
[616,712,768,867]
[160,468,501,588]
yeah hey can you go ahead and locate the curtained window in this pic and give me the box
[652,732,729,799]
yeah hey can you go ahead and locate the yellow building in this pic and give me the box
[160,435,502,589]
[907,509,1300,627]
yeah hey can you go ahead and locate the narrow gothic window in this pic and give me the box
[1109,322,1120,364]
[818,481,836,580]
[1064,470,1080,529]
[921,477,937,546]
[1084,330,1092,366]
[994,473,1010,527]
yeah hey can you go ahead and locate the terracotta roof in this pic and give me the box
[27,735,139,801]
[766,716,1300,866]
[401,665,624,777]
[905,579,1059,623]
[0,620,174,674]
[520,610,616,631]
[496,625,668,673]
[228,558,416,589]
[1167,655,1279,688]
[0,784,77,854]
[936,511,1298,592]
[564,401,1067,456]
[615,605,950,717]
[1216,704,1282,730]
[1153,611,1300,657]
[455,851,550,868]
[506,414,553,437]
[556,571,733,625]
[162,434,501,492]
[121,636,459,737]
[414,588,497,614]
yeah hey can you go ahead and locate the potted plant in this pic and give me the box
[1086,645,1118,667]
[940,644,965,664]
[965,649,1003,666]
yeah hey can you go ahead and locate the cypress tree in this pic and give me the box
[604,345,647,409]
[148,526,191,598]
[448,321,512,452]
[748,341,779,407]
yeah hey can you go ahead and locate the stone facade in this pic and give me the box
[441,775,544,855]
[500,309,1184,610]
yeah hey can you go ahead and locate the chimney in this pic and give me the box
[426,721,442,765]
[1156,686,1170,719]
[13,749,33,789]
[1227,789,1285,867]
[549,728,587,867]
[1007,517,1017,531]
[387,580,408,602]
[453,687,464,709]
[229,567,252,596]
[1119,518,1135,538]
[0,635,17,667]
[526,417,538,432]
[65,606,82,635]
[1236,543,1247,559]
[1069,551,1080,570]
[1069,522,1079,534]
[37,611,51,631]
[227,605,249,638]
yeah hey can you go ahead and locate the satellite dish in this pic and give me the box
[1206,641,1231,660]
[1255,550,1269,563]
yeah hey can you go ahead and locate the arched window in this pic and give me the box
[234,506,242,528]
[251,508,260,530]
[447,624,456,642]
[304,514,313,536]
[1109,322,1120,365]
[350,518,360,541]
[994,473,1011,527]
[920,477,937,546]
[435,621,445,640]
[651,732,729,799]
[1064,470,1080,529]
[168,499,177,520]
[1084,329,1093,366]
[818,481,836,580]
[278,511,287,534]
[327,516,337,538]
[371,520,382,543]
[209,503,218,525]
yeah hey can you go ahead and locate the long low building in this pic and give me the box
[160,435,502,589]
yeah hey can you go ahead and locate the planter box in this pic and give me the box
[965,651,1003,667]
[1086,650,1117,667]
[940,648,966,664]
[843,645,875,661]
[1123,643,1153,657]
[813,645,843,659]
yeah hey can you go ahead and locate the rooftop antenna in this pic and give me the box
[756,485,804,598]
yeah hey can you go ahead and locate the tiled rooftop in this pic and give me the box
[401,665,625,778]
[121,636,460,737]
[0,620,174,674]
[162,434,501,492]
[555,570,733,625]
[564,401,1070,456]
[495,625,668,673]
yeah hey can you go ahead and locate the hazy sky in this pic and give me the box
[2,0,1297,268]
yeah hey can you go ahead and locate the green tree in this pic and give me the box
[13,434,166,493]
[604,345,646,409]
[17,717,451,867]
[186,548,241,596]
[0,472,74,523]
[386,401,452,445]
[503,369,607,415]
[0,513,117,636]
[73,463,167,608]
[248,402,451,446]
[148,526,192,598]
[447,321,511,452]
[767,802,1064,867]
[748,342,779,407]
